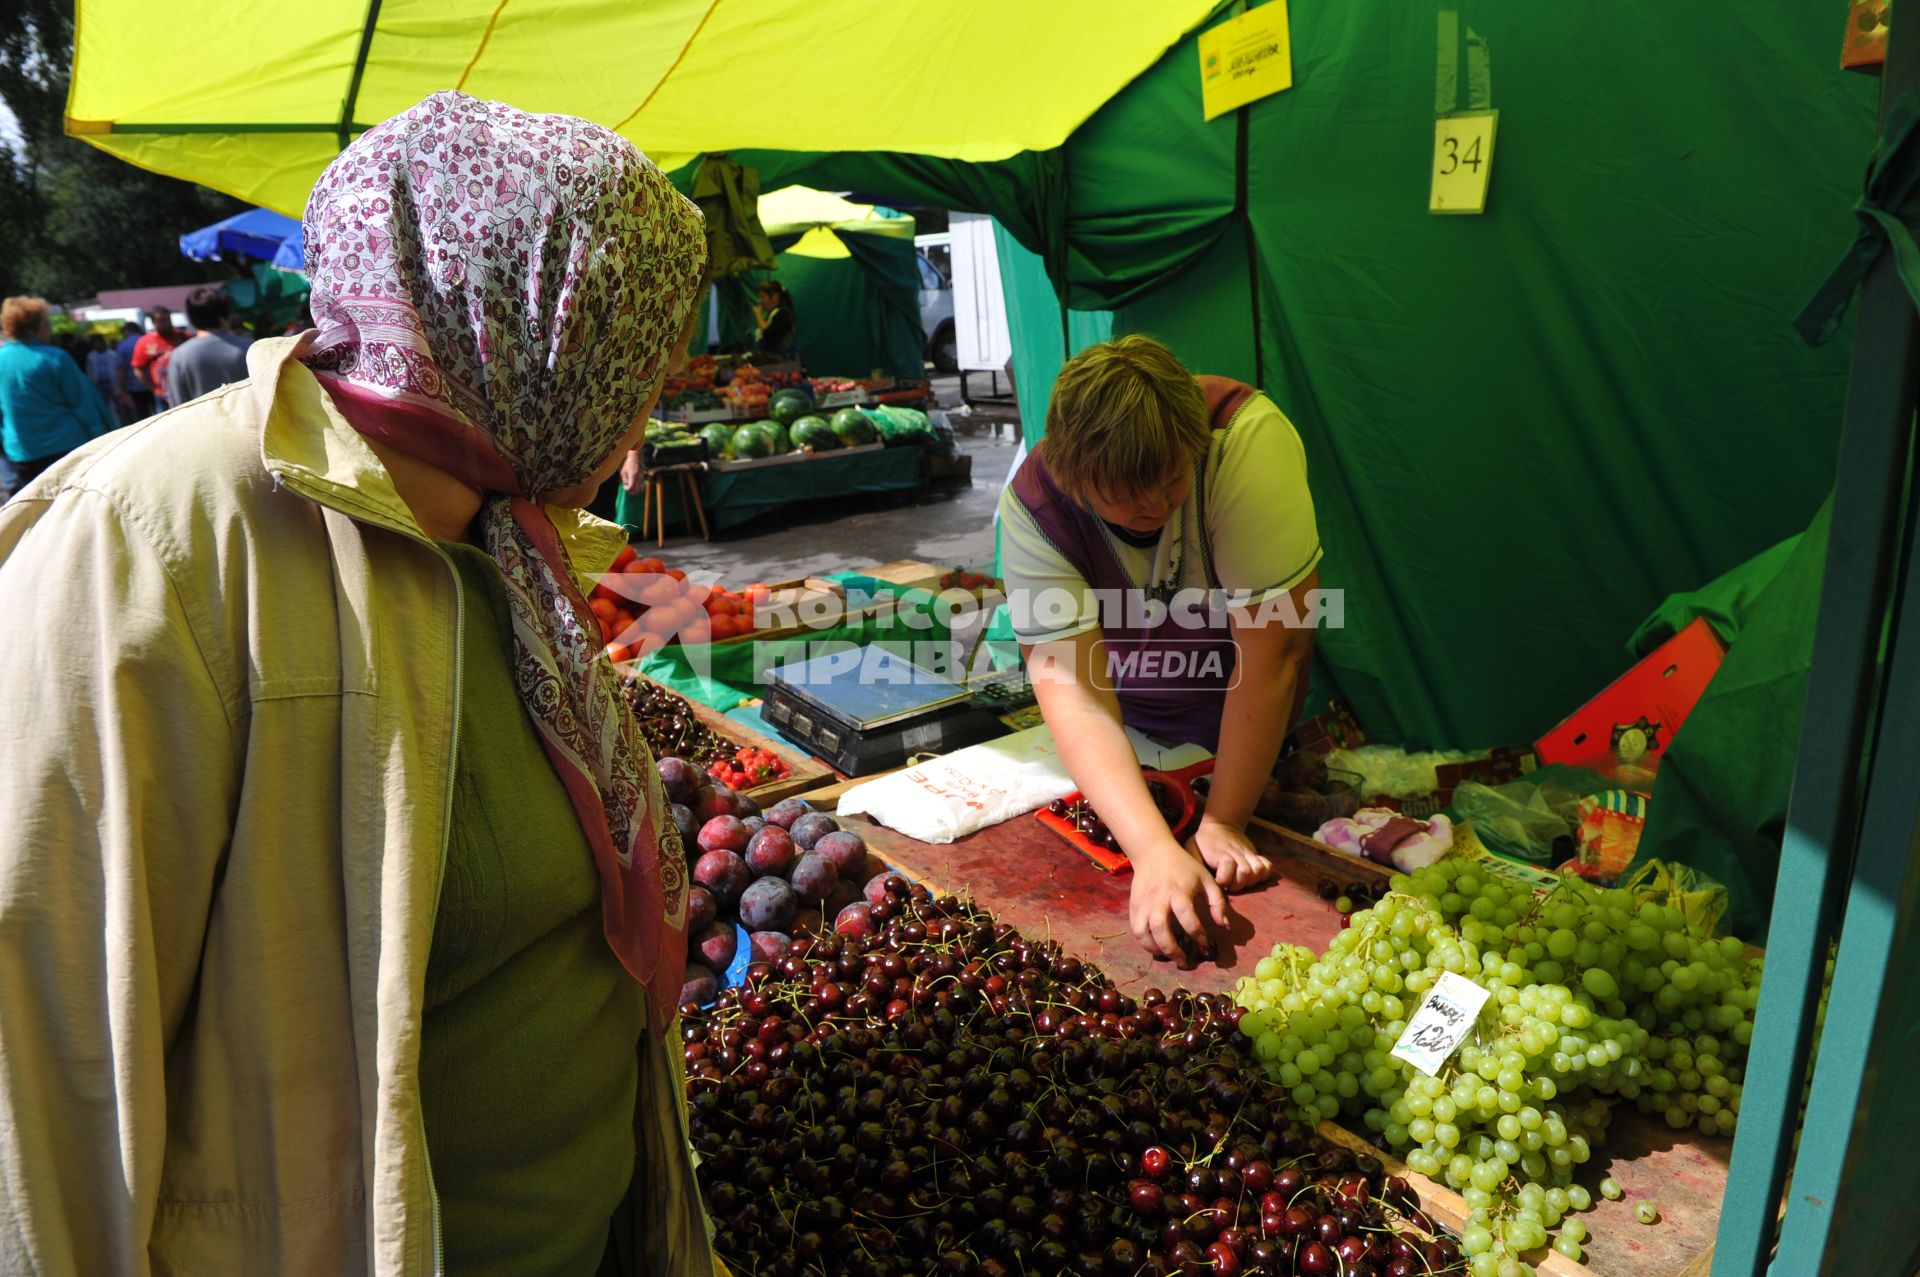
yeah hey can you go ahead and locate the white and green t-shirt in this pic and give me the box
[998,392,1321,644]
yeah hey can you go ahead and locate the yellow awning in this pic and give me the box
[66,0,1214,216]
[759,185,911,258]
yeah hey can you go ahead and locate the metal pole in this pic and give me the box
[1712,23,1920,1277]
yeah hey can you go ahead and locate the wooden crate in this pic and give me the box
[681,694,833,805]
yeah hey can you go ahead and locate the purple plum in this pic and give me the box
[656,757,703,805]
[790,851,839,904]
[670,802,696,847]
[738,876,798,932]
[686,884,718,934]
[694,921,737,970]
[864,871,909,907]
[834,902,874,938]
[811,830,868,881]
[790,812,841,850]
[765,797,814,830]
[824,879,861,916]
[692,849,751,910]
[695,785,734,823]
[679,963,720,1008]
[734,792,762,819]
[749,931,792,964]
[740,816,766,838]
[744,827,798,878]
[697,815,751,854]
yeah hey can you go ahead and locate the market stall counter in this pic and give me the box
[701,441,927,531]
[811,803,1731,1277]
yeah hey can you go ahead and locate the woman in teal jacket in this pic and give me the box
[0,296,117,497]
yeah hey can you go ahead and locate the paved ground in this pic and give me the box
[645,372,1025,584]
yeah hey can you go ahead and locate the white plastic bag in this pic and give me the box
[836,724,1206,844]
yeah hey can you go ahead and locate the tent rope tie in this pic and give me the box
[1796,91,1920,346]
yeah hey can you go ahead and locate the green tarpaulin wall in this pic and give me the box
[672,2,1876,932]
[713,229,926,381]
[678,1,1871,751]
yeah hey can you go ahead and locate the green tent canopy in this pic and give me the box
[670,3,1872,755]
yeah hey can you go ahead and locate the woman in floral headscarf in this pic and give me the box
[0,92,714,1277]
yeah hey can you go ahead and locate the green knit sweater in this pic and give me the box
[420,542,645,1276]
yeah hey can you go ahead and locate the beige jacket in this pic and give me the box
[0,338,698,1276]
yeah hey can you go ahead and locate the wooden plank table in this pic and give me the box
[837,808,1386,993]
[814,798,1730,1276]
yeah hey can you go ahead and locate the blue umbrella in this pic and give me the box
[180,207,301,263]
[270,225,306,273]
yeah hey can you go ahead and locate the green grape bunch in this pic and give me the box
[1233,858,1764,1277]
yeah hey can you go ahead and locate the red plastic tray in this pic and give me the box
[1034,758,1216,874]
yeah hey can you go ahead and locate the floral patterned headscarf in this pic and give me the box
[302,90,707,1030]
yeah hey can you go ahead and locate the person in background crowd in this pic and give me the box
[166,287,253,405]
[113,319,146,423]
[58,332,88,370]
[0,90,714,1276]
[0,296,118,500]
[130,309,181,412]
[753,280,797,359]
[85,334,118,405]
[222,310,256,350]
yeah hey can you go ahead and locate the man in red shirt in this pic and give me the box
[129,311,181,415]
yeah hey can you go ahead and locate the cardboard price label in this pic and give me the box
[1430,110,1498,214]
[1391,971,1492,1075]
[1198,2,1294,121]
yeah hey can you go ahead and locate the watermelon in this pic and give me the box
[731,423,776,459]
[769,389,812,427]
[791,415,839,451]
[830,407,878,448]
[698,421,735,460]
[759,417,792,454]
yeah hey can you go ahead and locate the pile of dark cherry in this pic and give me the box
[1047,777,1186,852]
[682,886,1466,1276]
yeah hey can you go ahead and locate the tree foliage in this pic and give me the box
[0,0,245,299]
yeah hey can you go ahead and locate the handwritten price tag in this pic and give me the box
[1391,971,1492,1076]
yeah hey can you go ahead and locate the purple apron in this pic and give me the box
[1012,376,1256,750]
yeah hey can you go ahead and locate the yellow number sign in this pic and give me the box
[1430,110,1499,214]
[1198,2,1294,122]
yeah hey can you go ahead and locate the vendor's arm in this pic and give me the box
[1194,572,1319,886]
[1027,629,1226,961]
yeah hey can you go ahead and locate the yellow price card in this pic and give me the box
[1198,2,1294,122]
[1430,110,1498,214]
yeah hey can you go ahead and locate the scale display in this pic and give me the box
[764,646,970,731]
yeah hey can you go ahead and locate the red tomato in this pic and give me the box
[634,557,667,576]
[612,544,638,571]
[663,568,687,582]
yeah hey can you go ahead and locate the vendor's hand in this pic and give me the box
[620,449,644,493]
[1129,842,1227,964]
[1188,816,1274,893]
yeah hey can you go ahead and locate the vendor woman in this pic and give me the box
[753,280,798,359]
[999,335,1322,964]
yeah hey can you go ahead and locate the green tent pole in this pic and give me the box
[338,0,384,150]
[1712,25,1920,1274]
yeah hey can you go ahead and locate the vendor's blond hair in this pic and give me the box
[1042,335,1210,502]
[1,296,49,341]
